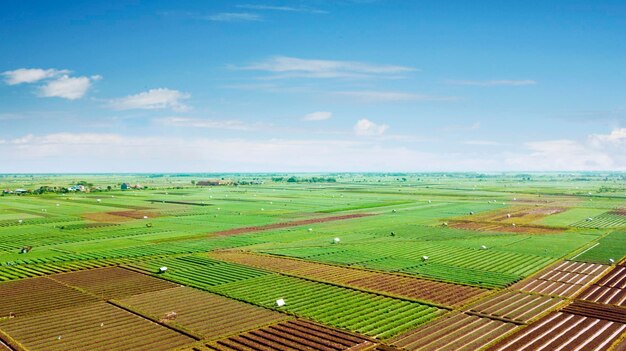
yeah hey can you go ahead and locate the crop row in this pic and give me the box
[210,251,488,307]
[118,286,290,339]
[131,255,442,339]
[0,302,194,351]
[571,213,626,228]
[261,241,554,288]
[209,274,442,339]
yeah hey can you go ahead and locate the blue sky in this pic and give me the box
[1,0,625,172]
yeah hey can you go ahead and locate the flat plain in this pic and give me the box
[0,173,625,350]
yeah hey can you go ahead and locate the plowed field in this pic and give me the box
[513,260,609,297]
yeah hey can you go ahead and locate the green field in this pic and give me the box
[0,173,625,344]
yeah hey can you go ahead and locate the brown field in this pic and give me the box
[486,304,626,351]
[210,251,488,307]
[211,213,375,236]
[118,286,291,339]
[390,312,518,351]
[450,220,564,234]
[512,260,609,297]
[82,210,160,223]
[577,265,626,306]
[183,320,376,351]
[0,302,194,351]
[51,267,178,299]
[467,290,564,324]
[0,277,98,318]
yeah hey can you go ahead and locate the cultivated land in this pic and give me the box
[0,173,625,350]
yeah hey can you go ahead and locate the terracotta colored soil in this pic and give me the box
[0,277,98,318]
[186,320,375,351]
[578,265,626,306]
[118,286,291,339]
[82,210,160,223]
[210,251,488,307]
[467,290,564,324]
[0,302,194,351]
[486,310,626,351]
[211,213,375,237]
[610,209,626,216]
[513,260,609,297]
[450,220,564,234]
[390,312,518,351]
[51,267,178,299]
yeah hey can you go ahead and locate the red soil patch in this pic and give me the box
[211,213,375,237]
[450,220,564,234]
[82,210,160,223]
[610,209,626,216]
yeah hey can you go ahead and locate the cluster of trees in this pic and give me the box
[271,176,337,183]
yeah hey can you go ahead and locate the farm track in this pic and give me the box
[0,302,194,351]
[117,286,291,339]
[389,312,518,351]
[0,277,98,318]
[578,264,626,306]
[513,260,609,297]
[183,320,377,351]
[51,266,178,299]
[209,251,488,307]
[210,213,375,237]
[467,290,564,324]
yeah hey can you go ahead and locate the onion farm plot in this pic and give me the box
[467,290,565,324]
[513,260,610,297]
[577,264,626,306]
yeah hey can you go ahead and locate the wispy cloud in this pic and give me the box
[108,88,190,111]
[236,4,327,14]
[334,90,458,103]
[239,56,416,79]
[354,119,388,136]
[302,111,332,121]
[2,68,69,85]
[159,117,257,131]
[206,12,262,22]
[3,68,100,100]
[39,75,101,100]
[463,140,500,146]
[447,79,537,86]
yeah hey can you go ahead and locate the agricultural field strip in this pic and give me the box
[389,312,519,351]
[466,290,565,324]
[49,266,179,299]
[260,240,556,288]
[0,302,195,351]
[209,251,488,307]
[571,212,626,228]
[577,265,626,306]
[485,311,626,351]
[128,256,443,339]
[116,286,292,340]
[184,319,378,351]
[513,260,610,297]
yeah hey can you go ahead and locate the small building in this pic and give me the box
[121,183,130,190]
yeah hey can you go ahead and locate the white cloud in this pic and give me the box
[39,75,100,100]
[303,111,332,121]
[160,117,255,131]
[588,128,626,146]
[236,4,326,14]
[464,140,501,146]
[2,68,69,85]
[447,79,537,86]
[207,12,262,22]
[504,128,626,171]
[109,88,190,111]
[354,119,388,136]
[335,90,457,103]
[241,56,416,79]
